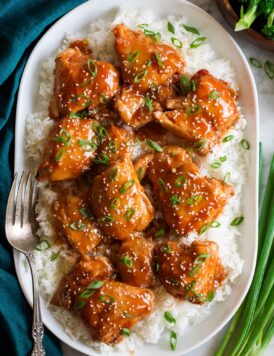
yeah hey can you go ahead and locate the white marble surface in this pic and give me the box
[61,1,274,355]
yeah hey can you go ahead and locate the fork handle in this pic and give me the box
[26,252,46,356]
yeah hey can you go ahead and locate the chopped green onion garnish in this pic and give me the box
[111,198,120,210]
[110,167,118,181]
[241,139,250,150]
[193,139,206,150]
[171,37,183,48]
[137,167,145,181]
[109,140,117,153]
[146,139,163,152]
[209,91,222,100]
[186,195,202,205]
[145,95,153,112]
[168,22,175,34]
[121,256,132,267]
[125,208,135,221]
[52,128,71,146]
[155,53,164,68]
[154,262,160,272]
[220,155,227,162]
[158,177,168,193]
[188,265,201,277]
[99,295,114,304]
[54,148,66,162]
[186,104,201,116]
[79,207,94,220]
[101,215,114,223]
[164,311,176,323]
[69,110,88,119]
[190,37,206,48]
[184,281,197,291]
[224,172,230,183]
[249,57,262,68]
[99,92,108,104]
[127,50,140,63]
[87,281,104,289]
[36,240,51,251]
[199,223,209,235]
[146,58,152,67]
[211,221,221,228]
[80,289,95,299]
[75,300,86,310]
[50,251,60,262]
[138,23,149,29]
[93,153,109,165]
[175,176,187,188]
[119,179,135,194]
[143,29,161,41]
[170,330,177,351]
[222,135,235,143]
[231,216,244,226]
[211,162,221,169]
[170,194,181,207]
[87,59,97,78]
[69,221,86,231]
[194,254,210,264]
[121,328,131,336]
[92,123,109,139]
[179,75,192,95]
[205,290,215,302]
[162,244,171,254]
[155,228,165,238]
[182,24,200,35]
[264,60,274,79]
[134,69,148,83]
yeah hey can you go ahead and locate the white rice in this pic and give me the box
[25,6,248,354]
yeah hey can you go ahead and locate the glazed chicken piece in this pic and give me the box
[147,146,234,235]
[117,233,155,287]
[154,69,239,155]
[113,24,184,93]
[39,118,98,181]
[96,124,134,164]
[90,157,155,240]
[52,193,102,257]
[156,240,225,304]
[49,42,119,118]
[134,153,154,182]
[51,256,114,309]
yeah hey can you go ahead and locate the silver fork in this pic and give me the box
[5,171,45,356]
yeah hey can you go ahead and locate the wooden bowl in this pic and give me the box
[215,0,274,52]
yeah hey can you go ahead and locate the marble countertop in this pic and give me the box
[62,1,274,355]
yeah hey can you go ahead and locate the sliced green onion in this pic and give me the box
[190,37,206,48]
[108,140,117,153]
[164,311,176,323]
[175,176,187,188]
[99,92,108,104]
[101,215,114,223]
[87,59,97,78]
[186,195,202,205]
[79,207,94,220]
[87,281,104,289]
[154,262,160,272]
[170,330,177,351]
[145,95,153,112]
[186,104,201,116]
[127,50,140,63]
[249,57,262,68]
[54,148,66,162]
[205,290,215,302]
[194,254,210,264]
[111,198,120,210]
[224,172,230,183]
[179,75,191,95]
[137,23,149,29]
[92,123,109,139]
[137,167,145,181]
[93,153,109,165]
[125,208,135,221]
[134,69,148,83]
[170,194,181,207]
[211,221,221,228]
[219,155,227,162]
[80,289,95,299]
[146,139,163,152]
[50,251,60,262]
[36,240,51,251]
[52,129,72,146]
[209,91,222,100]
[264,60,274,79]
[155,53,164,68]
[241,139,250,150]
[121,256,132,267]
[121,328,131,336]
[188,265,201,277]
[155,228,165,238]
[222,135,235,143]
[171,37,183,48]
[119,179,135,194]
[158,177,168,193]
[99,295,114,304]
[211,162,221,169]
[231,216,244,226]
[143,29,161,41]
[110,167,118,181]
[162,244,171,254]
[69,110,88,119]
[193,139,206,150]
[75,300,86,310]
[168,22,175,34]
[184,281,197,291]
[182,24,200,35]
[69,221,86,231]
[199,223,209,235]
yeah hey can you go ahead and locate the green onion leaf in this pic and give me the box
[93,153,110,166]
[175,176,187,188]
[137,167,145,181]
[137,23,149,29]
[193,139,206,150]
[249,57,262,68]
[36,240,51,251]
[125,208,135,221]
[170,330,177,351]
[182,24,200,35]
[144,29,161,41]
[264,60,274,79]
[231,216,244,226]
[168,22,175,34]
[145,95,153,112]
[154,262,160,272]
[211,221,221,228]
[186,195,202,205]
[158,177,168,193]
[171,37,183,48]
[184,281,197,291]
[199,223,210,235]
[188,265,201,277]
[155,53,165,68]
[75,300,86,310]
[186,104,201,116]
[119,179,135,194]
[162,244,171,254]
[224,172,230,183]
[99,295,115,304]
[69,221,86,231]
[205,290,215,302]
[241,139,250,150]
[222,135,235,143]
[127,50,140,63]
[50,251,60,262]
[219,155,227,162]
[155,228,165,238]
[134,69,148,83]
[79,207,94,220]
[121,328,131,336]
[209,91,222,100]
[146,139,163,152]
[194,254,210,264]
[121,256,132,267]
[179,75,191,95]
[190,37,206,48]
[110,167,118,181]
[101,215,114,223]
[164,311,176,323]
[108,140,117,153]
[170,194,181,207]
[87,281,104,289]
[80,289,95,299]
[52,128,72,146]
[111,198,120,210]
[211,162,221,169]
[87,59,97,78]
[54,148,66,162]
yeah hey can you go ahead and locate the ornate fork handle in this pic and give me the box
[26,252,46,356]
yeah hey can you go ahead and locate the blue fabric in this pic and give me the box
[0,1,86,355]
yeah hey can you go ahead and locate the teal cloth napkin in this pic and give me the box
[0,1,86,355]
